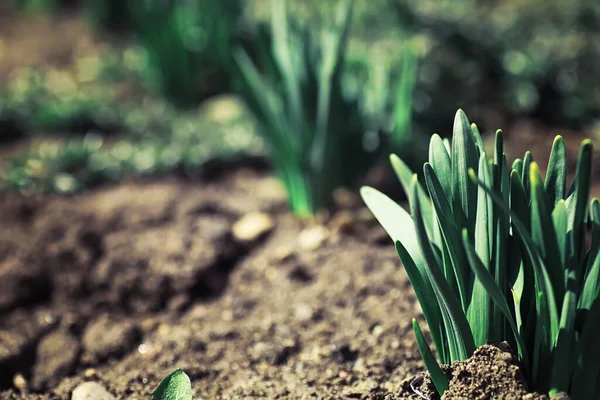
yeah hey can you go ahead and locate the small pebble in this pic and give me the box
[232,212,274,242]
[84,369,97,378]
[72,382,116,400]
[297,226,328,250]
[371,325,384,338]
[13,374,27,394]
[294,304,312,321]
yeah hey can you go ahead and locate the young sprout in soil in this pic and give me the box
[234,0,416,217]
[153,369,192,400]
[362,109,600,399]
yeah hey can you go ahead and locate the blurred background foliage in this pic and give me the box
[1,0,599,208]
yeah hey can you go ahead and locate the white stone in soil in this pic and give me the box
[232,212,274,242]
[72,382,116,400]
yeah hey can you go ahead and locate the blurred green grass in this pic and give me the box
[1,0,599,195]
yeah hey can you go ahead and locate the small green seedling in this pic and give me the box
[362,109,600,399]
[152,369,192,400]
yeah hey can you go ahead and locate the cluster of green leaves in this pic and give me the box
[392,0,600,129]
[152,369,192,400]
[129,0,243,108]
[3,119,256,194]
[0,70,120,137]
[235,0,417,217]
[362,109,599,398]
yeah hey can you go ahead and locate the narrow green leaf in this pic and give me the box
[270,0,305,137]
[549,268,577,395]
[471,122,484,156]
[512,158,523,175]
[569,140,593,272]
[544,136,567,206]
[493,153,511,343]
[397,242,448,364]
[580,198,600,309]
[429,134,452,201]
[507,236,525,335]
[551,200,568,273]
[467,153,493,346]
[510,170,530,233]
[494,130,503,167]
[153,370,192,400]
[522,151,533,197]
[475,152,494,261]
[412,318,449,396]
[423,163,470,311]
[233,49,295,158]
[389,154,434,237]
[411,176,476,361]
[451,109,479,234]
[360,186,422,267]
[530,162,565,303]
[393,42,418,145]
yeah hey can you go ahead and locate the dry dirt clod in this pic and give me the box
[81,315,140,364]
[232,212,275,243]
[71,382,116,400]
[441,344,548,400]
[31,329,80,390]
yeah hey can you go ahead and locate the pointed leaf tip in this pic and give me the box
[529,162,541,185]
[152,369,192,400]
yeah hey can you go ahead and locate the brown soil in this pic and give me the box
[403,343,550,400]
[0,13,102,83]
[0,162,551,399]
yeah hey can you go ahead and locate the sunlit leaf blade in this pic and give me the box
[429,134,452,201]
[551,200,568,271]
[544,136,567,206]
[390,154,434,237]
[522,151,533,197]
[451,109,479,234]
[471,123,484,157]
[152,370,192,400]
[512,158,523,175]
[360,186,422,267]
[412,318,449,396]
